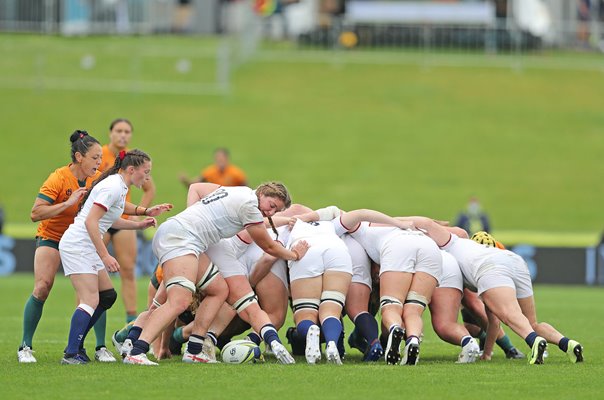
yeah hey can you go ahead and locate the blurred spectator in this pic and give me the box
[576,0,604,47]
[455,196,491,235]
[318,0,346,28]
[179,147,248,187]
[173,0,193,33]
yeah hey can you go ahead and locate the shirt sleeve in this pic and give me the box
[92,183,119,211]
[238,198,264,227]
[37,172,62,204]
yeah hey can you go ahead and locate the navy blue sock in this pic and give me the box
[461,335,472,347]
[296,320,315,339]
[524,332,538,348]
[260,324,280,345]
[126,326,143,342]
[247,332,262,346]
[80,306,107,347]
[187,334,204,355]
[558,337,570,352]
[321,317,342,344]
[130,340,150,356]
[66,307,93,355]
[354,312,379,344]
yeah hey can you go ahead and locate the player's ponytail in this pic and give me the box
[267,216,279,240]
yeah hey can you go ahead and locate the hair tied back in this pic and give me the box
[119,150,126,160]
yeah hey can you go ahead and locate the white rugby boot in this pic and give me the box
[120,338,133,358]
[18,346,37,363]
[326,341,343,365]
[123,353,158,366]
[456,338,480,364]
[305,325,321,364]
[94,347,117,362]
[271,341,295,364]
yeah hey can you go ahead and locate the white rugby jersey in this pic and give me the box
[169,186,264,249]
[240,226,289,272]
[442,234,524,288]
[61,174,128,250]
[333,219,423,264]
[287,219,341,248]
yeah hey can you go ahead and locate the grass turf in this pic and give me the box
[0,34,603,243]
[1,274,602,399]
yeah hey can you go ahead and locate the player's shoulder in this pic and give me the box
[45,165,72,183]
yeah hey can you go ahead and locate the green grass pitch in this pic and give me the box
[0,35,603,245]
[1,274,603,400]
[0,34,603,398]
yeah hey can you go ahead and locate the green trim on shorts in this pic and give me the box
[35,237,59,250]
[150,271,160,290]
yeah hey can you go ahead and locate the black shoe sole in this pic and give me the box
[533,340,547,365]
[385,328,404,365]
[404,344,420,365]
[574,345,584,363]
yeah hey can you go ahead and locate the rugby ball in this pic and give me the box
[221,339,262,364]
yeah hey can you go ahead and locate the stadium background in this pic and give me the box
[0,1,603,398]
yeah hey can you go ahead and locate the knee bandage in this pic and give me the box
[320,290,346,309]
[165,276,196,294]
[380,296,403,311]
[196,262,220,292]
[98,288,118,309]
[292,298,320,315]
[404,291,428,309]
[232,291,258,314]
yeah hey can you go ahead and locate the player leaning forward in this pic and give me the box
[401,217,584,365]
[124,182,309,365]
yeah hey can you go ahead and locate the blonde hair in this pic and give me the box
[255,181,292,209]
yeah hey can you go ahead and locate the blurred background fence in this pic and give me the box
[1,0,603,95]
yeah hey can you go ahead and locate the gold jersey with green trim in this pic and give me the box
[35,165,101,242]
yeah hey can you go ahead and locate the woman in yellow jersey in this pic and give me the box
[99,118,156,324]
[18,131,103,363]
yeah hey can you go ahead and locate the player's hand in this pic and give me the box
[145,203,173,217]
[102,254,120,272]
[288,217,298,229]
[138,217,157,229]
[64,187,88,207]
[480,352,492,361]
[291,240,310,260]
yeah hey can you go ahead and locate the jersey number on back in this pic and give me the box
[201,188,229,205]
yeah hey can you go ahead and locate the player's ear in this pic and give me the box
[74,151,83,163]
